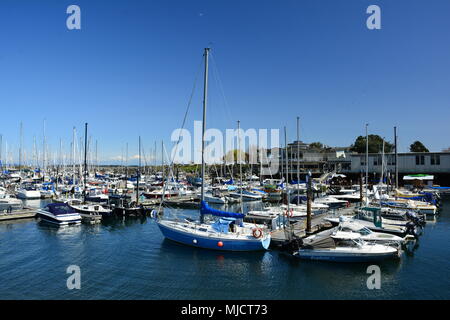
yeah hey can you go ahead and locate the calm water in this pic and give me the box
[1,199,449,300]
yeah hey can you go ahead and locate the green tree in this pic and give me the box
[309,142,324,149]
[350,135,394,154]
[410,141,429,152]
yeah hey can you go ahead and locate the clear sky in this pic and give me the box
[1,0,449,165]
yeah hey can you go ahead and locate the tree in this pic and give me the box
[223,149,249,164]
[350,135,394,154]
[410,141,429,152]
[309,142,324,150]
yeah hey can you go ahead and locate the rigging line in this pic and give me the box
[210,52,234,130]
[170,55,204,166]
[157,55,203,215]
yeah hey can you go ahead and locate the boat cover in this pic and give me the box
[302,229,336,249]
[211,218,235,234]
[200,201,245,219]
[46,203,77,215]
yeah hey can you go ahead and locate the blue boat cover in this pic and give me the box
[211,218,235,233]
[224,179,234,185]
[46,203,77,215]
[200,201,245,219]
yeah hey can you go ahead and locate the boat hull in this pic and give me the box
[297,249,397,262]
[157,221,270,251]
[37,210,81,226]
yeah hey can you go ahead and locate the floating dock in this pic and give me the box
[0,207,37,222]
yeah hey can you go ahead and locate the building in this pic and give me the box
[264,140,450,185]
[341,152,450,185]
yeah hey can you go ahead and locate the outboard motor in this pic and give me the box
[406,221,419,238]
[406,211,426,227]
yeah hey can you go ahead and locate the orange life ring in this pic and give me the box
[252,228,263,239]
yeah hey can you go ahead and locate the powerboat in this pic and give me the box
[295,228,400,262]
[68,199,111,218]
[0,194,24,212]
[332,218,411,246]
[37,203,82,226]
[16,185,41,199]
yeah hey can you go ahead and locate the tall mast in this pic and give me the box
[200,47,210,205]
[125,142,128,192]
[43,119,46,179]
[72,127,76,184]
[19,122,23,176]
[284,126,289,210]
[296,116,300,205]
[161,140,164,183]
[0,134,2,173]
[83,123,88,203]
[365,123,369,205]
[238,120,243,213]
[284,126,290,234]
[137,136,141,204]
[154,141,157,174]
[95,140,98,174]
[394,126,398,189]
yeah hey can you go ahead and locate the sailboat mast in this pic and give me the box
[19,122,23,176]
[72,127,76,185]
[394,126,398,189]
[365,123,369,205]
[83,123,88,203]
[238,120,243,213]
[137,136,141,204]
[296,116,300,205]
[200,47,210,204]
[284,126,289,210]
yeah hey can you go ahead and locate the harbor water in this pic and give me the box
[1,199,449,300]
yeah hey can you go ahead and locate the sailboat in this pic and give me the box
[155,48,271,251]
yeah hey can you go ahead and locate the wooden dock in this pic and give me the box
[0,207,37,222]
[269,214,334,247]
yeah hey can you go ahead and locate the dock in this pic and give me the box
[266,206,357,247]
[0,207,37,222]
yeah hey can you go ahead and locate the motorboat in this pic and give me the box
[109,194,148,217]
[295,228,400,262]
[332,218,411,246]
[229,189,263,201]
[84,188,109,203]
[68,199,111,219]
[314,196,349,209]
[37,203,82,226]
[16,185,41,199]
[0,194,24,212]
[203,191,228,204]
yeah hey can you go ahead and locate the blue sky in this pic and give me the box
[1,0,449,165]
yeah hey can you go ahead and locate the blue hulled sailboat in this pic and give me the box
[155,48,271,251]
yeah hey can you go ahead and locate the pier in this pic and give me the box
[0,207,37,222]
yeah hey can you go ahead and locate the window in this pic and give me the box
[360,156,366,166]
[373,156,382,166]
[416,155,425,165]
[387,155,396,166]
[431,154,440,165]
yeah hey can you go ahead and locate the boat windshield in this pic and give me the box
[358,227,372,235]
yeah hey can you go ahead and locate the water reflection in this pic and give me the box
[37,220,83,237]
